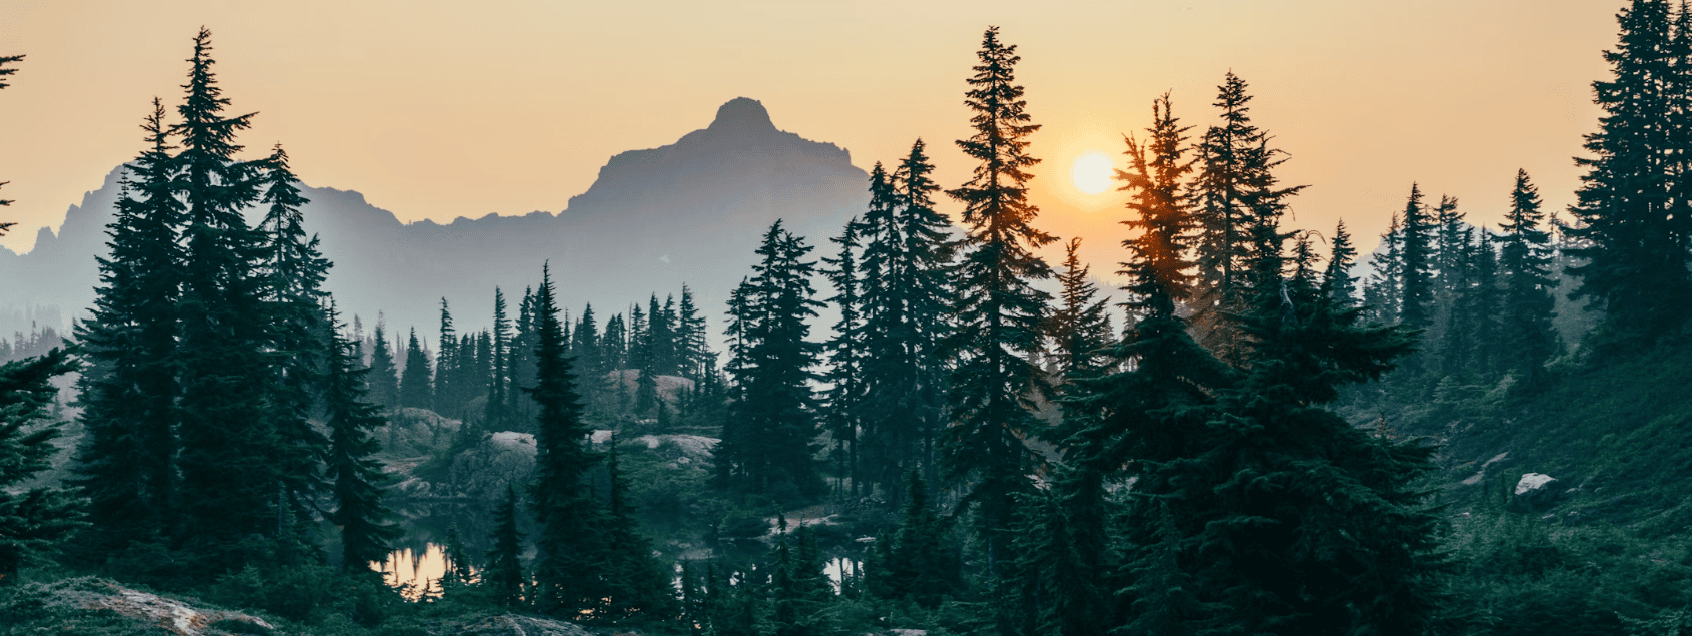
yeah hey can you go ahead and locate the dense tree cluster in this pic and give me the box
[10,5,1692,635]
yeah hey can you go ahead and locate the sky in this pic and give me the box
[0,1,1624,272]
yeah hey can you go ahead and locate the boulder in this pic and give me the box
[377,407,461,458]
[34,576,274,636]
[458,614,594,636]
[1514,473,1561,511]
[447,431,537,501]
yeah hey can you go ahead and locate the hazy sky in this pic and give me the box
[0,1,1623,270]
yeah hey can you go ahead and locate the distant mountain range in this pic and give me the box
[0,97,870,346]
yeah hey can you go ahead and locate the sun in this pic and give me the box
[1070,150,1114,195]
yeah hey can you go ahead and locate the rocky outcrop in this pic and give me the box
[446,431,537,501]
[32,577,273,636]
[1515,473,1561,511]
[457,613,595,636]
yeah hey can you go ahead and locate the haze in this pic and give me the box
[1,1,1619,266]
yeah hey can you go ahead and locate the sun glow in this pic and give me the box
[1070,150,1114,195]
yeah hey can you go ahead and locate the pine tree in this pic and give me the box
[0,348,87,581]
[676,286,709,381]
[885,469,956,607]
[1065,93,1229,635]
[435,298,459,416]
[769,525,830,636]
[486,484,527,609]
[72,99,185,549]
[1433,195,1467,302]
[367,319,399,409]
[256,143,332,525]
[635,298,661,416]
[1364,212,1405,325]
[1188,72,1309,364]
[942,27,1054,567]
[487,288,511,426]
[1043,237,1113,383]
[821,217,866,500]
[715,221,826,501]
[0,53,21,223]
[508,287,539,426]
[1568,0,1692,345]
[323,303,401,575]
[1398,183,1436,329]
[1181,231,1444,633]
[573,303,609,408]
[598,434,680,623]
[1321,219,1358,306]
[171,27,284,556]
[398,328,432,410]
[526,265,605,616]
[858,141,955,498]
[1498,169,1560,380]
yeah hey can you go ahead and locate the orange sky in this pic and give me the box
[0,1,1621,274]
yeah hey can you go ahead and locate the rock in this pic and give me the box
[1514,473,1561,511]
[34,576,273,636]
[377,407,461,458]
[458,613,594,636]
[447,431,537,501]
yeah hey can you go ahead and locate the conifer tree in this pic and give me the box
[1432,195,1467,301]
[256,143,332,525]
[573,303,609,408]
[1398,183,1435,329]
[1065,94,1230,635]
[942,27,1054,566]
[398,328,432,410]
[505,289,536,423]
[487,288,511,426]
[323,303,401,575]
[435,298,459,415]
[1321,219,1358,306]
[1188,72,1309,364]
[677,286,709,380]
[1569,0,1692,344]
[769,525,831,636]
[858,141,955,497]
[1180,229,1444,634]
[0,53,20,223]
[170,27,285,555]
[598,434,680,623]
[1363,212,1405,325]
[486,484,527,609]
[821,217,866,498]
[1043,237,1113,382]
[367,319,399,409]
[885,469,956,607]
[0,349,87,581]
[1498,169,1560,380]
[715,221,825,501]
[73,99,185,548]
[526,265,605,616]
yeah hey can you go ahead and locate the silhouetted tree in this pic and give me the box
[942,26,1054,569]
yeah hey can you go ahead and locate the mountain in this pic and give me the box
[0,97,870,344]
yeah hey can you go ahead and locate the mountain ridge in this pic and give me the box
[0,97,870,342]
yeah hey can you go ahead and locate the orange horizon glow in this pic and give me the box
[0,1,1622,280]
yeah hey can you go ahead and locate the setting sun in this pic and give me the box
[1070,150,1114,195]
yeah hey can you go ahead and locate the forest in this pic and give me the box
[1,2,1691,635]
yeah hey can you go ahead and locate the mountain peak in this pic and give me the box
[709,97,774,132]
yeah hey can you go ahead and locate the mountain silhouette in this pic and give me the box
[0,97,869,344]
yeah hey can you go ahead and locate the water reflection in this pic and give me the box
[376,543,450,601]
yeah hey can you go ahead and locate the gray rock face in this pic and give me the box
[458,614,594,636]
[378,407,461,459]
[1515,473,1561,511]
[447,431,537,501]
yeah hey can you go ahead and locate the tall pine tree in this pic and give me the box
[941,27,1054,568]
